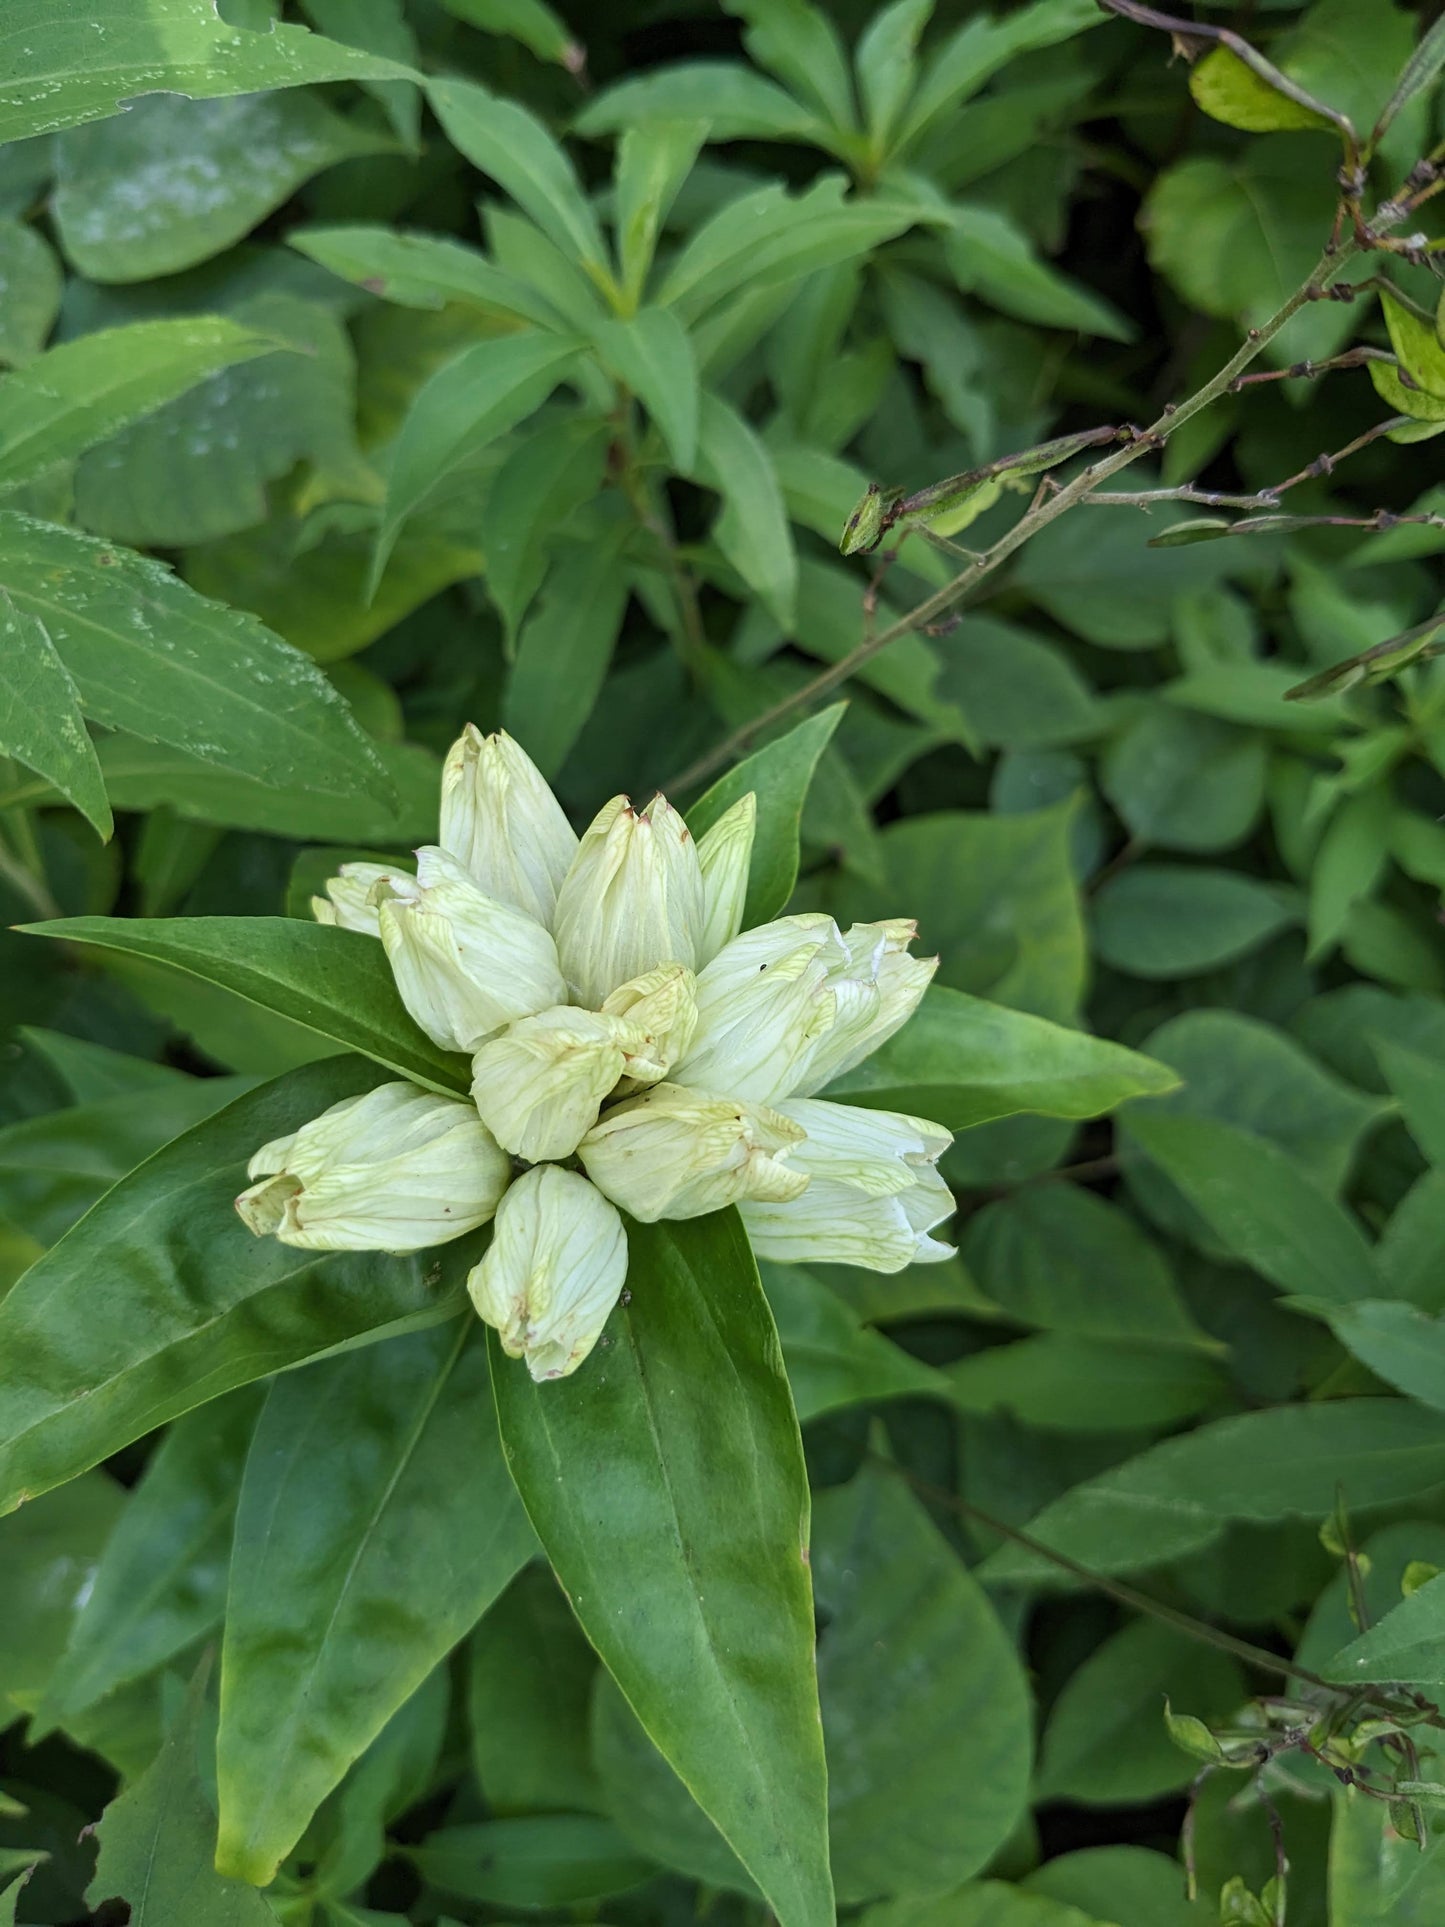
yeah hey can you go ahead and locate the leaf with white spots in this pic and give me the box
[0,0,417,147]
[0,315,281,493]
[0,512,391,803]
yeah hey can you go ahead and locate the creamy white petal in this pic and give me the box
[439,725,578,925]
[468,1166,628,1381]
[686,913,844,999]
[578,1081,808,1223]
[740,1166,955,1271]
[790,920,937,1096]
[552,793,705,1005]
[694,792,756,963]
[739,1094,953,1269]
[310,862,407,938]
[775,1098,953,1195]
[236,1081,509,1252]
[375,846,566,1054]
[672,915,844,1105]
[601,963,699,1088]
[470,1005,644,1163]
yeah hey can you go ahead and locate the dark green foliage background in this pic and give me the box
[5,0,1445,1922]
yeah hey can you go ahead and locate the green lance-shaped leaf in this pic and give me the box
[0,512,391,803]
[945,207,1134,340]
[289,225,559,329]
[577,62,823,146]
[20,918,470,1097]
[86,1659,277,1926]
[591,1459,1033,1903]
[0,316,282,493]
[891,0,1102,152]
[0,595,110,838]
[613,120,707,309]
[695,390,797,626]
[0,1873,35,1926]
[0,1057,474,1515]
[1317,1300,1445,1413]
[439,0,582,69]
[813,1464,1033,1902]
[823,983,1178,1129]
[721,0,856,132]
[490,1210,835,1927]
[686,704,845,925]
[428,77,612,285]
[1121,1111,1382,1308]
[0,0,418,147]
[404,1815,654,1909]
[503,529,632,780]
[854,0,933,152]
[1325,1566,1445,1688]
[659,177,919,322]
[764,1263,947,1423]
[1374,13,1445,144]
[468,1564,604,1816]
[590,308,699,471]
[372,331,584,587]
[35,1387,262,1733]
[216,1321,535,1885]
[982,1398,1445,1586]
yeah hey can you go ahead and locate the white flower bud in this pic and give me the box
[791,919,938,1096]
[470,1006,647,1163]
[375,846,566,1054]
[694,792,756,964]
[672,915,844,1104]
[552,794,705,1006]
[579,1081,808,1222]
[310,862,407,938]
[601,963,699,1088]
[468,1166,627,1381]
[439,725,578,925]
[235,1081,509,1252]
[740,1098,955,1271]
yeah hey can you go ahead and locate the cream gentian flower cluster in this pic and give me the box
[236,727,954,1381]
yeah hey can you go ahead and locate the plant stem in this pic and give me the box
[874,1454,1337,1690]
[667,235,1359,793]
[611,406,708,679]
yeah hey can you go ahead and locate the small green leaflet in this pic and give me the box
[0,595,110,837]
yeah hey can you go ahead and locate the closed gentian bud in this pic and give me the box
[739,1099,954,1272]
[694,793,756,964]
[792,919,937,1095]
[578,1081,808,1222]
[468,1166,627,1381]
[439,725,578,925]
[310,861,405,938]
[375,846,566,1054]
[552,794,705,1007]
[601,962,699,1088]
[673,915,841,1104]
[470,1006,647,1163]
[235,1081,509,1252]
